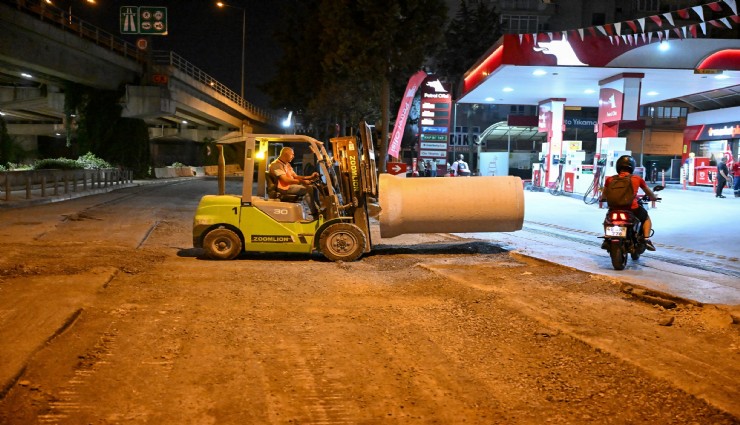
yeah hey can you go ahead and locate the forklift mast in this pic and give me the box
[330,121,379,250]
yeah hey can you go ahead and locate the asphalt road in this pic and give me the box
[0,177,738,423]
[464,186,740,306]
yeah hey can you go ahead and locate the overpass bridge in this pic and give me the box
[0,0,282,151]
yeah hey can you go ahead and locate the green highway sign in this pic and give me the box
[120,6,168,35]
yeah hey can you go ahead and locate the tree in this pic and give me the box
[263,0,447,171]
[435,0,502,98]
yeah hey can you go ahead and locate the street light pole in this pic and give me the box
[216,1,246,101]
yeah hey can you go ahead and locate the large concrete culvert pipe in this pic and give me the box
[378,174,525,238]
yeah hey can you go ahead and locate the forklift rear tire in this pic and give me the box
[203,227,242,260]
[319,223,366,262]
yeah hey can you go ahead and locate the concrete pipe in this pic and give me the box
[378,174,524,238]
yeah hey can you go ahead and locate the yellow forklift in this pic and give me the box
[193,122,379,262]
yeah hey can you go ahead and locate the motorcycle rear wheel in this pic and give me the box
[609,243,627,270]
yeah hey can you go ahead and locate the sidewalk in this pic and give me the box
[0,178,168,209]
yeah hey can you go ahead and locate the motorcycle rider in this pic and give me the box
[602,155,658,251]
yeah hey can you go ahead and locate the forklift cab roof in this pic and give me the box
[214,134,332,203]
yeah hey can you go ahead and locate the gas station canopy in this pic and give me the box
[458,7,740,109]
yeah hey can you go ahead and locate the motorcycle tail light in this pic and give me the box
[610,212,628,221]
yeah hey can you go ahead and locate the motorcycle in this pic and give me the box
[599,185,663,270]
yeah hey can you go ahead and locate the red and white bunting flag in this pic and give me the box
[732,15,740,23]
[588,27,598,37]
[657,31,663,41]
[674,27,683,38]
[648,32,654,43]
[622,35,629,44]
[682,26,688,38]
[596,25,608,36]
[637,18,646,32]
[642,33,648,43]
[518,34,524,44]
[634,34,640,44]
[578,28,585,40]
[690,24,697,38]
[707,2,723,12]
[627,20,638,32]
[700,22,707,34]
[709,19,725,27]
[546,32,553,41]
[614,22,622,35]
[677,8,690,19]
[720,17,732,28]
[724,0,737,15]
[649,15,663,27]
[665,29,671,39]
[691,5,705,21]
[663,12,675,26]
[609,36,615,45]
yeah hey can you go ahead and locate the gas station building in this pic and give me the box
[456,0,739,192]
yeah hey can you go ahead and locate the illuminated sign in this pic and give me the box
[698,122,740,140]
[418,75,452,164]
[533,34,587,66]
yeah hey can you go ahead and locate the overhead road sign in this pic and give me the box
[120,6,168,35]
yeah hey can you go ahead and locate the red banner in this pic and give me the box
[388,70,428,159]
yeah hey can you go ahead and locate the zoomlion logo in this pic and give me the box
[533,34,587,66]
[251,235,292,243]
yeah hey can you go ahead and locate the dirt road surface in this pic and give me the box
[1,178,738,424]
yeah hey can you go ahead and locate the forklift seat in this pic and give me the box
[266,171,302,202]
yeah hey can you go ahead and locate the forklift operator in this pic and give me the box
[269,147,320,214]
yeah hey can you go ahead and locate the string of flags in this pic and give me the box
[517,0,738,45]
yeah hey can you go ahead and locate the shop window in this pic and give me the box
[510,105,527,116]
[636,0,659,12]
[500,0,535,10]
[640,105,687,119]
[501,14,539,33]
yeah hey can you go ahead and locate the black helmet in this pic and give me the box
[616,155,636,173]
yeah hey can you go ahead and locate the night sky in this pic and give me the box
[64,0,289,109]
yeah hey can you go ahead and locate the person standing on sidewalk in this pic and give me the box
[716,156,731,198]
[417,159,426,177]
[451,154,471,177]
[732,154,740,198]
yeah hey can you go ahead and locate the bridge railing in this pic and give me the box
[1,169,134,203]
[151,50,280,126]
[5,0,146,63]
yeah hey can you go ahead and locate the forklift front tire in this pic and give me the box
[319,223,366,262]
[203,227,242,260]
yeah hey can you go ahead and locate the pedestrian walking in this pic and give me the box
[451,154,471,177]
[417,159,426,177]
[716,156,731,198]
[426,160,436,177]
[732,154,740,198]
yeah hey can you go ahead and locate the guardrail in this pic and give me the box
[151,51,280,126]
[5,0,146,63]
[5,0,281,128]
[1,169,134,203]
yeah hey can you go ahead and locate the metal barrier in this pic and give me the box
[5,0,281,127]
[151,51,279,125]
[0,169,134,202]
[5,0,145,63]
